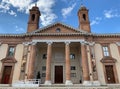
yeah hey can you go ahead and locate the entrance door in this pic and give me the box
[105,65,116,83]
[1,66,12,84]
[55,66,63,83]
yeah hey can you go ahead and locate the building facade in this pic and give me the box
[0,5,120,86]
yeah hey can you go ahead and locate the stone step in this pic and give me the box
[0,87,109,89]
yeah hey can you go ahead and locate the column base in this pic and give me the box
[65,80,73,85]
[93,81,100,86]
[44,80,52,85]
[83,81,91,86]
[83,81,100,86]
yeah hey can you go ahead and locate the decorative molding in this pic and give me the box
[32,39,85,43]
[65,41,71,45]
[100,56,117,63]
[46,41,53,45]
[116,42,120,46]
[23,42,37,46]
[80,41,95,46]
[1,57,17,63]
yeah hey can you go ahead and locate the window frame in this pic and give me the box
[7,46,15,57]
[101,44,111,57]
[70,53,75,59]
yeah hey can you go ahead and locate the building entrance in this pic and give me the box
[55,66,63,83]
[105,65,116,83]
[1,66,12,84]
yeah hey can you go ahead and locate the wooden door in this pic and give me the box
[105,65,116,83]
[2,66,12,84]
[55,66,63,83]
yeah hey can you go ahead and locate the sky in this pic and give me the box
[0,0,120,34]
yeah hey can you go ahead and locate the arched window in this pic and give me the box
[56,28,61,32]
[83,14,86,21]
[31,14,35,21]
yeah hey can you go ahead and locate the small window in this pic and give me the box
[102,46,109,56]
[70,54,75,59]
[71,73,76,77]
[83,14,86,21]
[31,14,35,21]
[8,46,15,56]
[43,54,47,59]
[56,28,61,32]
[42,66,46,71]
[42,73,46,77]
[71,66,76,70]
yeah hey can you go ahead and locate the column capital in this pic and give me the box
[23,42,37,46]
[89,42,95,46]
[47,41,53,45]
[65,41,71,45]
[80,41,95,46]
[116,42,120,46]
[0,42,1,46]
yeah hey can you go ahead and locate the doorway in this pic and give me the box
[105,65,116,83]
[1,66,12,84]
[55,66,63,83]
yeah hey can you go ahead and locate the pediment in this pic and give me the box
[1,57,17,63]
[100,56,117,63]
[33,22,86,34]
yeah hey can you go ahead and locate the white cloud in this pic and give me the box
[61,3,76,18]
[15,25,25,33]
[0,0,57,26]
[90,17,102,26]
[8,10,17,17]
[104,9,120,19]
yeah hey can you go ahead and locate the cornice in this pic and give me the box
[0,32,120,38]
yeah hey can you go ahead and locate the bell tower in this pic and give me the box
[27,5,41,33]
[78,5,91,32]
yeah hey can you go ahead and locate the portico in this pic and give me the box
[26,40,91,85]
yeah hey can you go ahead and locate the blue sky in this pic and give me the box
[0,0,120,34]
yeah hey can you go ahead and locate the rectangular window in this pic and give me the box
[70,54,75,59]
[8,46,15,56]
[42,66,46,71]
[42,73,46,77]
[102,46,109,56]
[71,66,76,70]
[71,73,76,77]
[43,54,47,59]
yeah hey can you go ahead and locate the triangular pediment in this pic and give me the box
[33,22,86,34]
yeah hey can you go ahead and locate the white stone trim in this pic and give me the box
[116,42,120,46]
[32,39,85,43]
[44,81,52,85]
[83,81,100,86]
[23,42,37,46]
[46,41,53,45]
[65,80,73,85]
[93,81,101,86]
[83,81,92,86]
